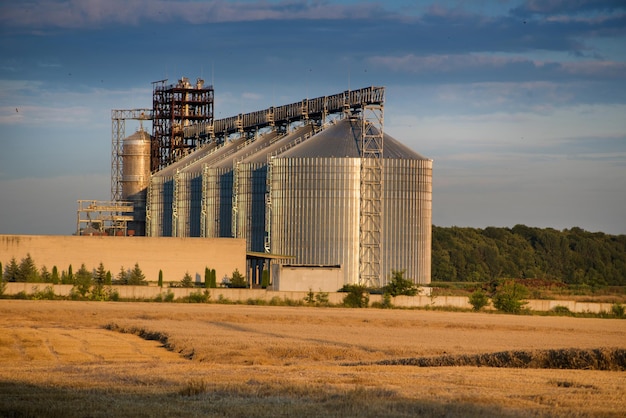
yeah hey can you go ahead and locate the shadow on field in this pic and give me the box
[348,348,626,370]
[0,380,536,418]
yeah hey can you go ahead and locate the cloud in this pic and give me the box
[511,0,625,17]
[0,0,393,28]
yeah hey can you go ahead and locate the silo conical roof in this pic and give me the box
[278,118,428,160]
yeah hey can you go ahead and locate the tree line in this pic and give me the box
[432,225,626,286]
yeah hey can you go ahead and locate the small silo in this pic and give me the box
[121,129,151,236]
[269,118,432,286]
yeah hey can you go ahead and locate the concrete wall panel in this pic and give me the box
[0,235,246,285]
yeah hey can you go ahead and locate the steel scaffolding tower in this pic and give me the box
[358,97,384,287]
[111,109,153,202]
[152,78,214,172]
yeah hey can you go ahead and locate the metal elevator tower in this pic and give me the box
[358,96,384,287]
[111,109,153,201]
[151,77,214,172]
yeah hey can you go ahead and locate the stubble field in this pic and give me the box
[0,300,625,417]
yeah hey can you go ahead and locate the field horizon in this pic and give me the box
[1,300,625,417]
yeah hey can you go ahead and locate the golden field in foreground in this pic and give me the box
[0,300,625,417]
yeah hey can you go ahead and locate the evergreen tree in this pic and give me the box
[128,263,147,286]
[4,257,20,282]
[40,265,51,283]
[210,269,217,288]
[228,269,247,288]
[158,270,163,287]
[204,267,210,288]
[18,254,39,282]
[116,266,128,285]
[105,271,112,286]
[94,263,107,286]
[180,272,193,288]
[74,263,92,297]
[62,264,74,285]
[51,266,60,284]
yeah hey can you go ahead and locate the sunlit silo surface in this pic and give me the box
[270,118,432,285]
[121,129,151,236]
[143,85,433,286]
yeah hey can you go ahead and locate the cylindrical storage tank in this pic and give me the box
[382,158,433,285]
[235,124,315,252]
[146,175,174,237]
[269,118,432,286]
[235,162,267,251]
[173,170,203,237]
[202,166,233,238]
[270,157,361,285]
[121,129,151,236]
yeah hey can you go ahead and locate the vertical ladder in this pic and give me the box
[358,100,384,287]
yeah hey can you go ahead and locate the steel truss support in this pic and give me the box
[358,100,384,288]
[111,109,153,201]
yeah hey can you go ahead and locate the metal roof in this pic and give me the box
[277,118,429,160]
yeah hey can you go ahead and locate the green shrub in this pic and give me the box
[31,285,56,300]
[216,294,232,304]
[611,303,625,318]
[315,291,330,306]
[185,290,210,303]
[372,292,393,309]
[492,280,529,314]
[383,270,419,296]
[14,291,28,300]
[468,290,489,311]
[341,284,369,308]
[269,296,283,306]
[552,305,572,314]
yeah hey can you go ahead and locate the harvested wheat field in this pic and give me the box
[0,300,625,417]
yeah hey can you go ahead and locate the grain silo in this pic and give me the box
[121,128,151,236]
[143,85,432,286]
[234,123,317,251]
[269,118,432,286]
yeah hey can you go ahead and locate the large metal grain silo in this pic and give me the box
[269,118,432,286]
[234,123,316,251]
[121,129,151,236]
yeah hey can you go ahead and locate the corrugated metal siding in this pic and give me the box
[381,159,432,285]
[174,171,203,237]
[236,162,267,251]
[202,167,233,238]
[270,157,360,285]
[147,175,173,237]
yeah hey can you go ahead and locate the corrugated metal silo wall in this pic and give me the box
[382,159,433,285]
[174,171,203,237]
[146,175,173,237]
[202,167,233,238]
[270,157,360,285]
[236,162,267,252]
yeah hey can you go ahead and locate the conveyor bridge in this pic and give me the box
[183,86,384,141]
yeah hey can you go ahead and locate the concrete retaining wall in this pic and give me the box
[0,235,246,287]
[1,283,616,313]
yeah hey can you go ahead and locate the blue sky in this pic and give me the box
[0,0,625,235]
